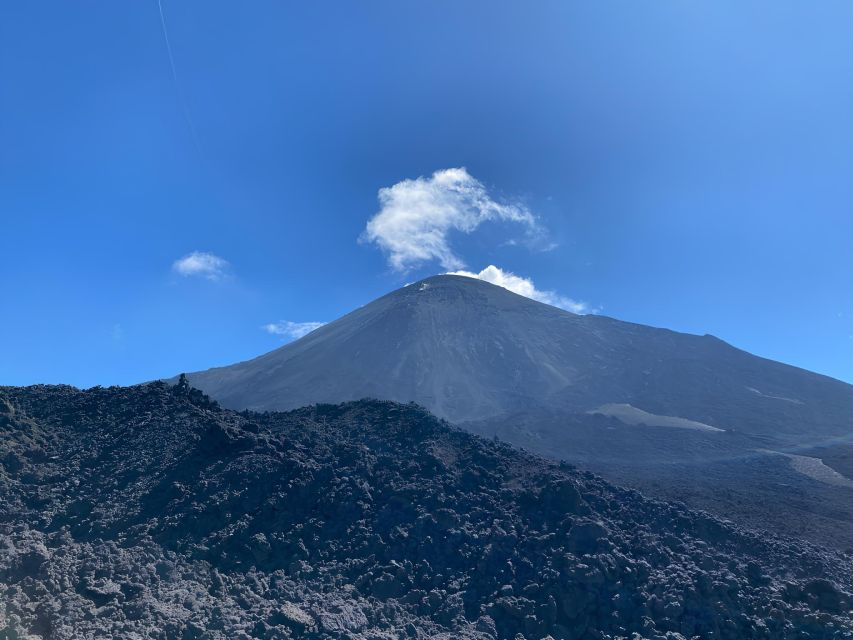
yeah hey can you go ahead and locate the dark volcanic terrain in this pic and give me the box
[180,276,853,444]
[1,382,851,639]
[177,275,853,550]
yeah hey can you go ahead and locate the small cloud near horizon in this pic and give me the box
[362,168,544,272]
[262,321,326,340]
[448,265,593,315]
[172,251,230,281]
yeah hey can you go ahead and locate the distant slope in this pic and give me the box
[180,275,853,447]
[1,383,850,638]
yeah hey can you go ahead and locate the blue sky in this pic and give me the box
[2,1,852,387]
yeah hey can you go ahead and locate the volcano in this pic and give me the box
[182,274,853,443]
[177,275,853,549]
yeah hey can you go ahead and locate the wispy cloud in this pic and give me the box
[172,251,230,281]
[362,168,541,271]
[262,321,326,340]
[448,265,593,314]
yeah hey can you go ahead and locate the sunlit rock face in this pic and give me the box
[0,383,850,639]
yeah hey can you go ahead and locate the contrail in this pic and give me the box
[156,0,204,158]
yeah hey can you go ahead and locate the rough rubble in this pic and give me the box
[0,381,850,639]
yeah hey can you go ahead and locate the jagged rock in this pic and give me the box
[567,520,609,555]
[270,602,314,631]
[0,383,849,639]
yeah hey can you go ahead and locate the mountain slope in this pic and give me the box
[176,275,853,550]
[1,383,851,639]
[182,274,853,445]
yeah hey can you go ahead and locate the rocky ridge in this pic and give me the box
[0,381,850,639]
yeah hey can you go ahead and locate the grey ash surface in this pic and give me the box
[1,382,851,639]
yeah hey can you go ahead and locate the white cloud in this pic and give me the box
[362,168,540,271]
[448,265,593,314]
[172,251,230,281]
[262,321,326,340]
